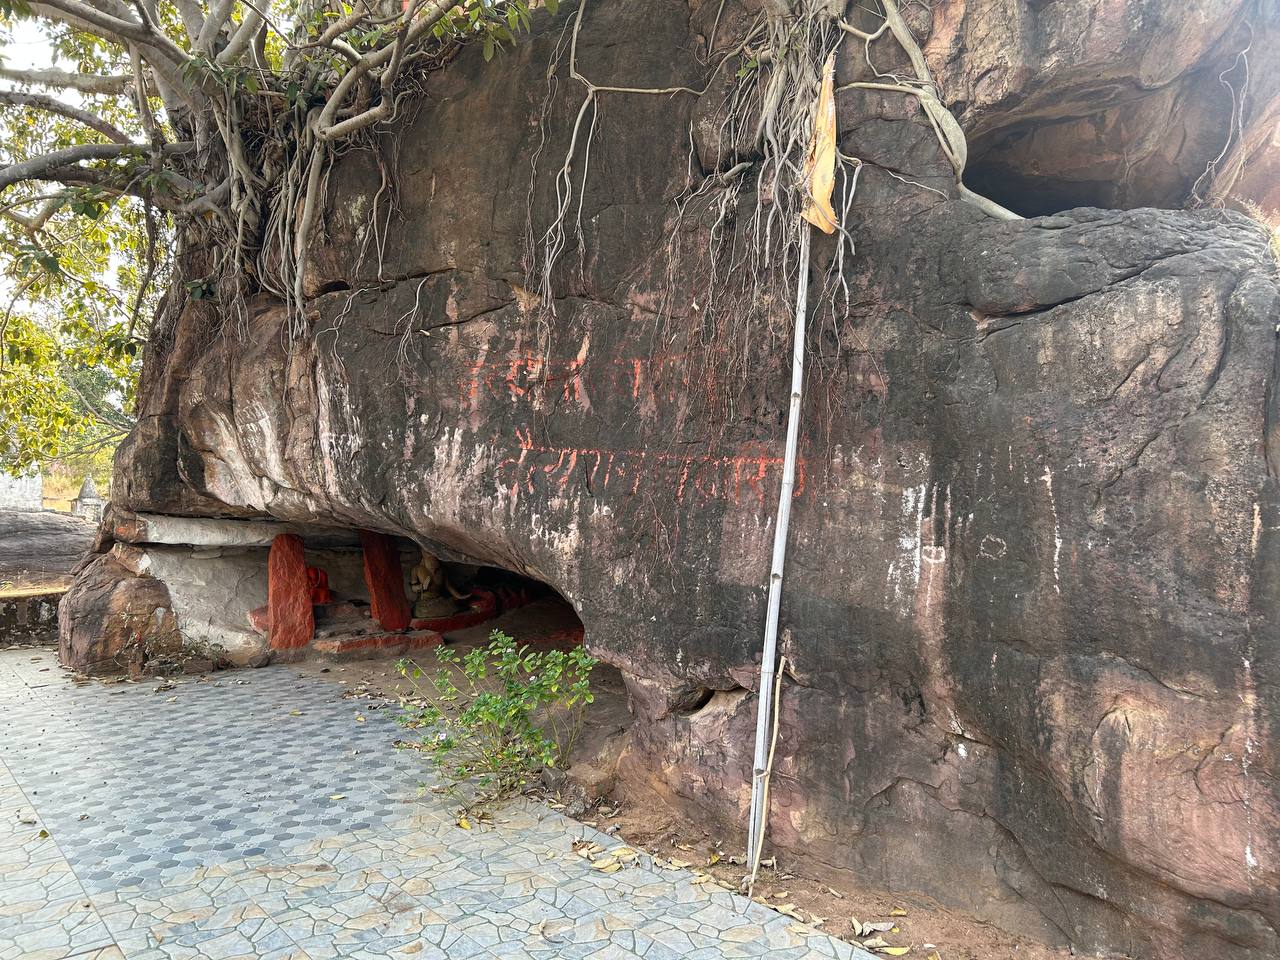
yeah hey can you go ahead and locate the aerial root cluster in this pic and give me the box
[523,0,1009,427]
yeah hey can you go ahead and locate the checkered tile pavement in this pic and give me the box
[0,648,872,960]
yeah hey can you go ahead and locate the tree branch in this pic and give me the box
[0,90,131,143]
[0,141,194,195]
[29,0,196,78]
[195,0,235,52]
[314,0,457,140]
[0,66,135,95]
[216,7,265,65]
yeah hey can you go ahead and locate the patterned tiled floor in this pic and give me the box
[0,648,873,959]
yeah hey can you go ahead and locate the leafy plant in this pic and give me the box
[397,630,596,810]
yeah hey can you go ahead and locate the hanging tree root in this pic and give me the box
[526,0,1017,387]
[838,0,1019,221]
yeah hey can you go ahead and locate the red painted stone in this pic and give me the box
[495,585,535,612]
[307,566,333,604]
[311,628,442,660]
[268,534,314,649]
[359,530,411,632]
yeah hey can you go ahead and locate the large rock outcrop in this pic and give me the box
[0,509,95,582]
[64,1,1279,957]
[59,554,183,675]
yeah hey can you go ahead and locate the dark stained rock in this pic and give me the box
[267,534,313,650]
[64,2,1280,957]
[58,554,182,675]
[0,510,96,582]
[359,530,411,632]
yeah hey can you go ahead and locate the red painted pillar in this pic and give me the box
[268,534,314,650]
[359,530,411,632]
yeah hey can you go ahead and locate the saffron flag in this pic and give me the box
[800,53,838,234]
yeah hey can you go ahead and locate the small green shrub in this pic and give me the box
[396,630,596,809]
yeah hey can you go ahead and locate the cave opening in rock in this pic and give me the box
[247,525,597,663]
[965,156,1118,218]
[113,511,634,806]
[964,114,1194,218]
[116,514,599,666]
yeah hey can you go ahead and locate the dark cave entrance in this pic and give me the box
[964,154,1121,218]
[963,114,1194,218]
[270,527,631,775]
[291,537,635,801]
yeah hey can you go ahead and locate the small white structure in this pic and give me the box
[70,476,105,523]
[0,470,42,511]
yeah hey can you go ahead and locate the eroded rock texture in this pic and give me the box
[59,555,183,675]
[914,0,1280,217]
[65,1,1279,956]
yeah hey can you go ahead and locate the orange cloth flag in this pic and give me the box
[800,53,838,234]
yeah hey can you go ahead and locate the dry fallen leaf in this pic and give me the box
[826,886,844,899]
[862,937,890,950]
[851,918,864,936]
[787,924,818,937]
[456,817,472,830]
[690,873,712,885]
[37,829,49,839]
[329,794,346,800]
[882,948,911,957]
[927,952,942,960]
[889,906,908,917]
[864,921,896,933]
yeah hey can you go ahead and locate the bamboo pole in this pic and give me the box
[745,222,810,873]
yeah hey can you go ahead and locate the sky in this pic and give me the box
[1,18,54,73]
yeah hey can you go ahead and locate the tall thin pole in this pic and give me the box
[745,222,810,871]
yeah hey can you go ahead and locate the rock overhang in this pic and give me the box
[59,1,1280,957]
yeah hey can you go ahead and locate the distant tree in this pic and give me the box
[0,0,550,470]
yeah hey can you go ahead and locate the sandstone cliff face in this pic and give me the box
[67,1,1279,957]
